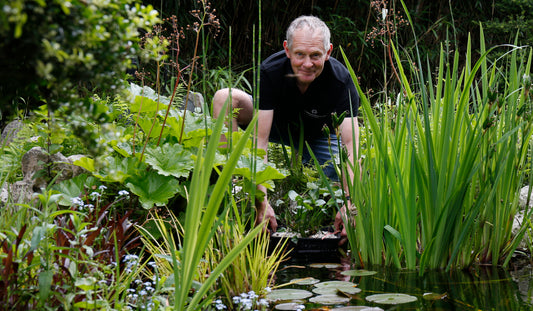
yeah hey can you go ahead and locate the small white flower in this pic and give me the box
[98,185,107,191]
[258,299,269,307]
[71,197,84,206]
[248,290,258,299]
[90,192,101,200]
[118,190,130,196]
[381,8,388,21]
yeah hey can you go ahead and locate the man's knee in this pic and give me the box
[213,88,252,117]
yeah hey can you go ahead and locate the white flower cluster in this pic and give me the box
[123,255,157,311]
[229,290,269,311]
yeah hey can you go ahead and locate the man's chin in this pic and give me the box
[297,76,316,85]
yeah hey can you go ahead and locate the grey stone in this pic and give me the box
[513,186,533,250]
[519,186,533,209]
[21,147,80,192]
[180,91,206,114]
[1,120,23,147]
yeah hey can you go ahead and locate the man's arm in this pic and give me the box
[255,109,278,232]
[334,116,360,240]
[338,116,360,184]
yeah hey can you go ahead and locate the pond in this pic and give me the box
[267,248,533,310]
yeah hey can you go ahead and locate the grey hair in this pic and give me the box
[286,15,331,52]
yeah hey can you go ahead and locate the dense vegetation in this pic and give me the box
[1,0,533,309]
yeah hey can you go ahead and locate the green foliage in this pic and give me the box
[340,24,533,271]
[0,184,153,310]
[72,83,285,210]
[0,0,159,139]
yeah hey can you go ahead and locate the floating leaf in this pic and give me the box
[423,292,447,301]
[365,293,417,305]
[309,263,342,269]
[274,302,306,310]
[266,289,313,302]
[340,269,378,277]
[315,281,357,288]
[309,294,350,305]
[290,277,320,285]
[331,307,384,311]
[312,285,361,295]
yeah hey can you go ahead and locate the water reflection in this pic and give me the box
[272,254,533,310]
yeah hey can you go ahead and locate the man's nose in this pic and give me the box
[302,56,313,67]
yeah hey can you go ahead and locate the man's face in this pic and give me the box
[284,27,332,90]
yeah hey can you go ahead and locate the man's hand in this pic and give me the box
[334,206,348,245]
[334,202,356,246]
[256,200,278,233]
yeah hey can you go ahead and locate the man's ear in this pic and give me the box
[283,40,290,58]
[325,43,333,60]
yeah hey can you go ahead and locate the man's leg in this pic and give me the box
[212,88,254,133]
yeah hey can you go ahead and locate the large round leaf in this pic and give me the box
[266,289,313,302]
[309,294,350,305]
[315,281,357,288]
[312,286,361,295]
[331,307,384,311]
[340,269,377,277]
[309,263,342,269]
[274,302,306,310]
[365,293,417,305]
[290,277,320,285]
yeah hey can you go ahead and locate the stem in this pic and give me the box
[178,29,200,144]
[140,61,161,162]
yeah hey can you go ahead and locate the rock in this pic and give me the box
[1,120,23,146]
[512,210,528,249]
[21,147,50,191]
[519,186,533,209]
[21,147,84,192]
[513,186,533,250]
[1,148,88,204]
[181,92,206,114]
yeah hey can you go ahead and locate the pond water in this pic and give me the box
[269,250,533,310]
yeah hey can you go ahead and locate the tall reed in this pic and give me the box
[170,99,263,310]
[341,27,533,271]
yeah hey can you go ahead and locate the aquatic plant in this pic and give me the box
[339,18,533,271]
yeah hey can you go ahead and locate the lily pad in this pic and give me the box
[274,302,306,310]
[315,281,357,288]
[266,289,313,302]
[331,307,384,311]
[312,285,361,295]
[365,293,418,305]
[340,269,378,277]
[290,277,320,285]
[423,292,447,300]
[309,294,350,305]
[309,263,342,269]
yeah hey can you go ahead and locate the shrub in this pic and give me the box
[0,0,160,127]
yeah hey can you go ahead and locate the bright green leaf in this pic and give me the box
[126,170,180,209]
[145,143,195,178]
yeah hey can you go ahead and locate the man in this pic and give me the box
[212,15,360,238]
